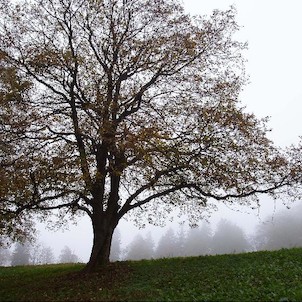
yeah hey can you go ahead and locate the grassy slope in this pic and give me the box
[1,248,302,301]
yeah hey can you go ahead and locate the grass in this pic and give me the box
[1,248,302,301]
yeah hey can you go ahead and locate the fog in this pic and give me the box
[116,202,302,261]
[2,201,302,266]
[107,202,302,261]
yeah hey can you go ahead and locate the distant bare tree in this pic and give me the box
[30,242,42,265]
[59,246,79,263]
[40,246,55,264]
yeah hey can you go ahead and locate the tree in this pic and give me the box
[125,233,154,261]
[155,228,179,258]
[184,223,212,256]
[211,219,251,255]
[11,242,31,266]
[39,246,55,264]
[30,242,55,265]
[59,246,79,263]
[0,0,300,272]
[0,53,36,245]
[174,225,187,257]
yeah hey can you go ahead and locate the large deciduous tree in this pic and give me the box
[0,0,300,272]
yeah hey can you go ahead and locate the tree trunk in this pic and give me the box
[82,213,118,273]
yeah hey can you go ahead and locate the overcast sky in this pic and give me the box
[37,0,302,261]
[184,0,302,147]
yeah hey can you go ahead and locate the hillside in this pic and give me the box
[1,248,302,301]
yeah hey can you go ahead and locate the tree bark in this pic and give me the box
[82,212,118,273]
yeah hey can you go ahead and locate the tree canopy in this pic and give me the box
[0,52,36,244]
[0,0,301,271]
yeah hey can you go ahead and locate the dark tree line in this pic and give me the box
[122,220,251,260]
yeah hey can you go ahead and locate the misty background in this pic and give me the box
[1,0,302,265]
[2,201,302,266]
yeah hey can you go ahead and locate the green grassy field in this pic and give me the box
[1,248,302,301]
